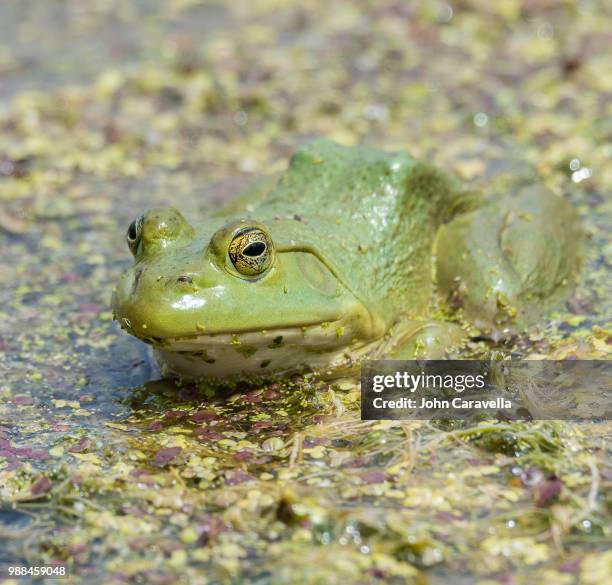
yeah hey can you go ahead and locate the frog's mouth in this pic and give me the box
[141,315,358,352]
[149,317,381,380]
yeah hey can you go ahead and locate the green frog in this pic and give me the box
[111,139,582,380]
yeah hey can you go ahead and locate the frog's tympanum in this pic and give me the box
[112,140,582,381]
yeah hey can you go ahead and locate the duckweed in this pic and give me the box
[0,1,610,584]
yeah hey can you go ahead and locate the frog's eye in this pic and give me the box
[228,228,273,276]
[126,215,144,256]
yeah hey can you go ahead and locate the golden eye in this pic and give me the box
[126,214,144,256]
[228,228,273,276]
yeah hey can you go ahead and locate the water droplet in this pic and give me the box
[569,158,581,171]
[571,168,592,183]
[438,4,454,23]
[474,112,488,127]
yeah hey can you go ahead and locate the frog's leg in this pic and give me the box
[378,319,469,359]
[435,185,583,340]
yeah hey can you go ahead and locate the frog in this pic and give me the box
[111,139,582,381]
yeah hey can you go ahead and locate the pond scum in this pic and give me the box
[0,1,610,583]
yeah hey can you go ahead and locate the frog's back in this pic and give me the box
[221,140,412,220]
[260,139,415,217]
[240,139,469,220]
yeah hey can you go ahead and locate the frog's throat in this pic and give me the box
[153,320,383,381]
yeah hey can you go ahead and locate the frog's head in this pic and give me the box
[112,207,381,375]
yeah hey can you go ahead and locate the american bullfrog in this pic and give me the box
[111,139,582,380]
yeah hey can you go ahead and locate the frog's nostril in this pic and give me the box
[177,275,193,284]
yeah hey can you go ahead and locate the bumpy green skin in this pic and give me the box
[111,139,582,379]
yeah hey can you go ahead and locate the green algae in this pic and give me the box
[0,0,611,584]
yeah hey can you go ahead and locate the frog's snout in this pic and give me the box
[130,266,204,296]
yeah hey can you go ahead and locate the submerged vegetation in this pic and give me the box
[0,0,610,583]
